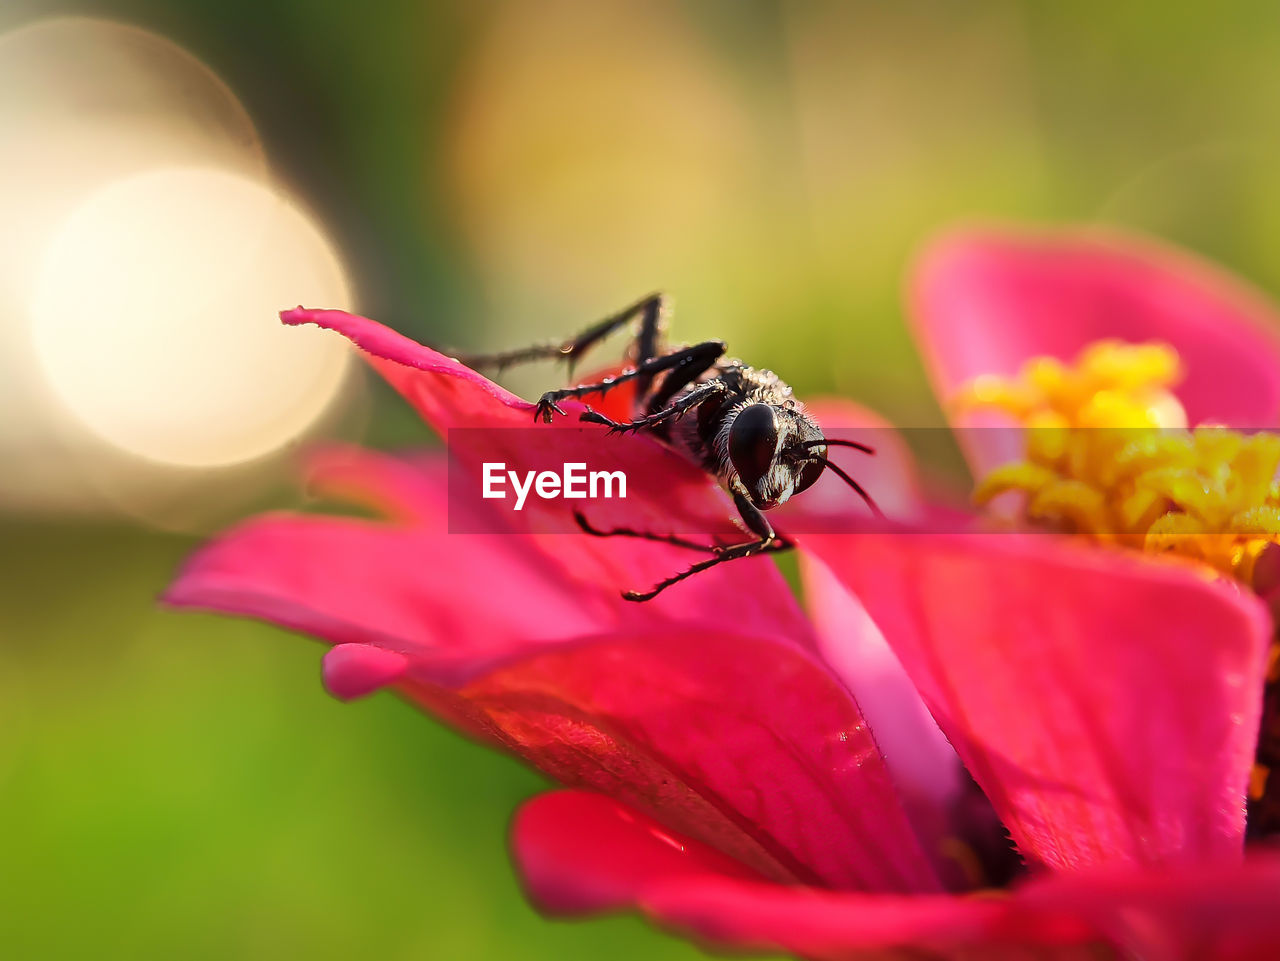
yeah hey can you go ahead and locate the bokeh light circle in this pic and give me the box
[31,167,352,468]
[0,17,265,308]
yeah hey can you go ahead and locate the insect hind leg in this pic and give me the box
[451,292,667,377]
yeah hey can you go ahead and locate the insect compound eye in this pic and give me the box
[728,403,780,487]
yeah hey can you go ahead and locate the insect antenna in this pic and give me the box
[817,457,884,517]
[797,438,876,455]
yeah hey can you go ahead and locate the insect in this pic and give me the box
[455,293,880,601]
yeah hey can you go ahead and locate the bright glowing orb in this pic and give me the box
[31,167,352,468]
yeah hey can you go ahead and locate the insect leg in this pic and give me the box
[450,293,666,376]
[639,336,727,413]
[627,293,667,398]
[534,340,725,422]
[623,537,792,601]
[579,380,726,434]
[622,486,792,601]
[573,512,721,553]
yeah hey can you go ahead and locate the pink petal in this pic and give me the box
[514,790,1280,961]
[280,306,533,428]
[280,308,635,428]
[282,307,742,539]
[323,643,408,700]
[302,445,448,525]
[513,784,765,914]
[910,227,1280,473]
[800,529,1273,872]
[773,400,968,878]
[405,627,942,894]
[165,449,814,686]
[512,790,1082,960]
[1018,854,1280,961]
[166,449,939,892]
[800,554,966,879]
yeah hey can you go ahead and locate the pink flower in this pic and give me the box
[164,309,949,902]
[165,228,1280,959]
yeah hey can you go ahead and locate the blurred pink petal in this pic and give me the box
[911,227,1280,472]
[1016,854,1280,961]
[303,444,448,526]
[424,629,940,893]
[800,554,965,876]
[512,790,1064,959]
[775,399,967,875]
[166,442,939,892]
[514,789,1280,961]
[801,530,1272,872]
[512,787,765,915]
[323,643,408,701]
[164,448,814,686]
[468,619,953,894]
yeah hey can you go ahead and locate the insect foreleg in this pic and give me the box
[620,485,792,601]
[621,536,792,601]
[579,380,726,434]
[573,512,721,553]
[642,339,727,411]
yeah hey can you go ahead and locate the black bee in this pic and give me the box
[456,293,879,600]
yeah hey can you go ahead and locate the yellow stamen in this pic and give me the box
[957,341,1280,583]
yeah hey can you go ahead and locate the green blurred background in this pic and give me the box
[5,1,1280,958]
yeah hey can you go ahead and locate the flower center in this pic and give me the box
[955,340,1280,585]
[955,339,1280,837]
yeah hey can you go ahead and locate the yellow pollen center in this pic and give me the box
[954,340,1280,584]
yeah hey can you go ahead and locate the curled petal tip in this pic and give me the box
[322,643,409,701]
